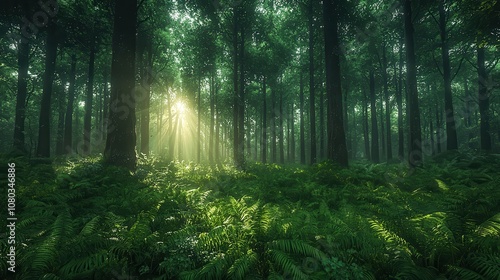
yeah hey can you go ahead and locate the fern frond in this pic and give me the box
[269,239,325,260]
[269,249,308,280]
[476,213,500,237]
[227,250,258,280]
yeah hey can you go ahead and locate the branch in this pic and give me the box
[432,52,444,77]
[451,53,467,81]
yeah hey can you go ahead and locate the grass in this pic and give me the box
[1,152,499,279]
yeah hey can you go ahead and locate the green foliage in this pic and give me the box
[1,154,499,279]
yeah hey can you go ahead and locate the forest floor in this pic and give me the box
[2,152,500,279]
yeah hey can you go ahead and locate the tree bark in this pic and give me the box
[382,42,392,160]
[477,46,491,151]
[439,0,458,150]
[140,40,152,156]
[323,0,348,166]
[104,0,138,169]
[37,20,58,158]
[83,48,95,155]
[363,89,370,160]
[299,69,305,164]
[308,0,317,164]
[404,0,423,167]
[232,8,240,166]
[13,31,30,153]
[238,24,245,167]
[261,76,267,163]
[370,70,380,163]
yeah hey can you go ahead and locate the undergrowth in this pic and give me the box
[0,152,499,279]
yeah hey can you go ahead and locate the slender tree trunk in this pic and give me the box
[404,0,423,167]
[436,104,442,153]
[232,8,240,166]
[382,43,392,160]
[439,0,458,150]
[271,80,277,163]
[238,25,245,167]
[37,20,58,158]
[102,70,109,141]
[13,33,30,153]
[55,75,66,156]
[380,97,385,160]
[299,69,306,164]
[290,102,296,162]
[140,41,152,156]
[308,0,317,164]
[319,89,325,160]
[396,41,404,160]
[323,0,348,166]
[215,83,220,163]
[477,46,491,151]
[198,77,201,163]
[83,48,95,155]
[261,76,267,163]
[363,89,370,160]
[279,87,284,164]
[370,70,380,163]
[209,70,215,163]
[104,0,138,169]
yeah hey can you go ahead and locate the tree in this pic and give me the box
[404,0,423,167]
[323,0,348,166]
[103,0,138,169]
[36,7,58,158]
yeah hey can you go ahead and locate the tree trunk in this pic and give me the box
[290,102,296,162]
[238,24,245,167]
[323,0,348,166]
[261,76,267,163]
[319,89,325,160]
[140,41,152,156]
[37,20,58,158]
[215,82,220,163]
[308,0,316,164]
[370,70,380,163]
[209,69,215,163]
[197,77,201,163]
[363,89,370,160]
[55,75,66,156]
[396,39,404,160]
[279,86,284,164]
[104,0,138,169]
[299,69,305,164]
[232,8,240,166]
[404,0,423,167]
[13,33,30,154]
[477,46,491,151]
[439,0,458,150]
[271,79,277,163]
[382,42,392,160]
[83,48,95,156]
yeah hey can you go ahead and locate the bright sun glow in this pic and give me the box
[175,101,186,115]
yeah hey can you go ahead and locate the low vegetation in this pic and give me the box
[1,152,500,279]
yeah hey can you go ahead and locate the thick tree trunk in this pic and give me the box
[323,0,348,166]
[104,0,138,169]
[369,70,380,163]
[439,0,458,150]
[13,34,29,153]
[37,20,58,158]
[261,76,267,163]
[477,46,491,151]
[83,48,95,155]
[308,1,316,164]
[404,0,423,167]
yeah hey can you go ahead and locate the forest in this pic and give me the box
[1,0,500,279]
